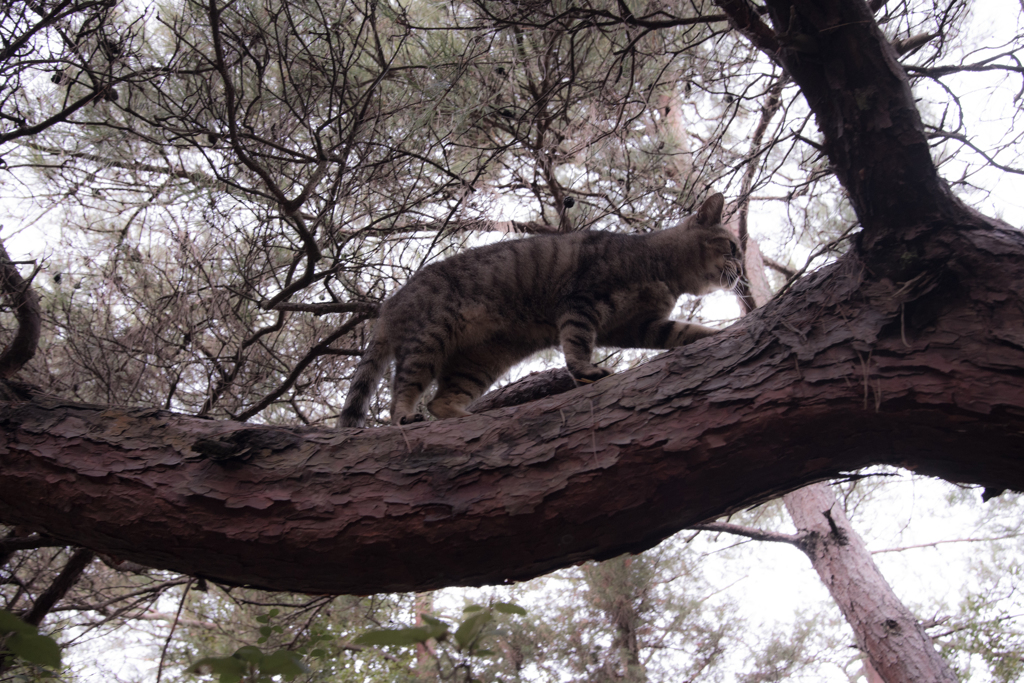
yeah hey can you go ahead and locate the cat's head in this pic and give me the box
[690,193,744,294]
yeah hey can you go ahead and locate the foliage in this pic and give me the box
[933,494,1024,682]
[0,609,61,672]
[353,602,526,681]
[187,644,307,683]
[160,588,429,683]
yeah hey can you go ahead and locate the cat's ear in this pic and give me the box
[695,193,725,226]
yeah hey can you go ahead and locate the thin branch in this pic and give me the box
[270,301,379,316]
[926,129,1024,176]
[0,89,103,145]
[906,50,1024,79]
[22,548,95,627]
[772,223,859,299]
[690,521,803,546]
[235,313,370,422]
[713,0,781,55]
[872,533,1023,555]
[763,254,797,278]
[736,75,787,314]
[156,579,193,683]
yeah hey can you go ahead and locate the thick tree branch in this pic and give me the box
[732,0,962,254]
[467,368,579,413]
[1,220,1024,594]
[0,533,62,566]
[0,0,1021,598]
[714,0,780,55]
[0,243,41,379]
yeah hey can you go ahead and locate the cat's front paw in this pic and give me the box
[397,413,425,425]
[571,365,612,384]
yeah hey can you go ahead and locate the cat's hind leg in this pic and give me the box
[389,349,438,425]
[429,350,511,419]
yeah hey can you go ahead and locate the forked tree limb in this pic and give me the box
[0,242,41,379]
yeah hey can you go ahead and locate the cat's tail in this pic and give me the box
[339,335,391,428]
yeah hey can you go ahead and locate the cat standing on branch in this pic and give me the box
[340,193,742,428]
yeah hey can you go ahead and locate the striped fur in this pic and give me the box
[339,193,741,428]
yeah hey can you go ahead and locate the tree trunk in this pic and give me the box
[0,0,1022,595]
[582,557,648,682]
[736,146,958,683]
[785,486,957,682]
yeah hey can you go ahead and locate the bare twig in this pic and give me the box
[690,521,804,546]
[156,579,193,683]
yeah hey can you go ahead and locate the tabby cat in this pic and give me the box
[340,192,741,428]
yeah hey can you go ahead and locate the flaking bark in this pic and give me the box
[0,227,1023,594]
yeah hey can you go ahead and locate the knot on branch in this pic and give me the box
[822,507,850,545]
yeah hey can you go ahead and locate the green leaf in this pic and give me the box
[310,648,327,658]
[416,615,449,640]
[493,602,527,616]
[258,625,272,637]
[462,605,485,613]
[259,650,308,678]
[255,615,270,624]
[354,625,438,647]
[430,621,451,640]
[267,608,280,618]
[454,612,491,650]
[233,645,265,663]
[0,610,36,636]
[187,655,247,683]
[420,614,446,627]
[7,632,62,669]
